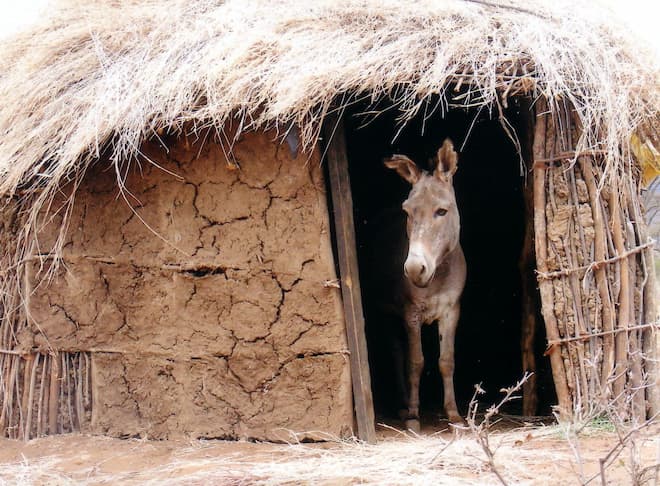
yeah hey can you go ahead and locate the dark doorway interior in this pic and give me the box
[341,97,555,423]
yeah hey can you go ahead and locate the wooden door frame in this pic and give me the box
[324,113,377,444]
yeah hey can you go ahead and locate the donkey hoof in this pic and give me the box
[405,419,421,434]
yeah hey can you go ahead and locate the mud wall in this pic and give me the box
[21,130,353,440]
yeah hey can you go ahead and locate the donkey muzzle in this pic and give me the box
[404,249,433,288]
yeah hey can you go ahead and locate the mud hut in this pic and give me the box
[0,0,658,442]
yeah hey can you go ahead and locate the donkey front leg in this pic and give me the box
[404,320,423,433]
[439,303,462,423]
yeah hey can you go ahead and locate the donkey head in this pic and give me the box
[385,139,460,288]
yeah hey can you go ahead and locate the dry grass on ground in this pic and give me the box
[0,422,658,485]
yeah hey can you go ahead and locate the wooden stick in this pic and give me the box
[11,356,22,439]
[6,356,18,439]
[533,100,571,417]
[36,354,48,437]
[75,353,83,430]
[83,352,91,416]
[535,241,654,280]
[534,149,609,165]
[547,322,659,345]
[520,176,538,416]
[19,355,32,440]
[24,353,40,440]
[519,97,538,416]
[549,112,578,409]
[453,65,471,92]
[638,195,660,418]
[565,222,589,411]
[550,119,583,412]
[9,355,20,437]
[48,351,59,434]
[0,354,15,432]
[570,163,600,402]
[609,185,630,416]
[324,113,376,444]
[59,353,65,432]
[90,353,98,431]
[623,183,645,422]
[0,354,4,430]
[64,353,74,432]
[579,156,616,391]
[554,101,588,411]
[642,257,660,417]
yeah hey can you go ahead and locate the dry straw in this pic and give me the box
[0,430,572,485]
[0,0,657,267]
[0,0,657,202]
[0,426,658,485]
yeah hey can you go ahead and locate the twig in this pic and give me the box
[23,354,39,440]
[636,462,660,486]
[545,321,659,346]
[534,149,609,165]
[430,433,457,463]
[536,240,655,280]
[463,373,532,486]
[584,413,660,485]
[36,354,48,437]
[64,353,74,432]
[461,0,550,19]
[49,352,60,435]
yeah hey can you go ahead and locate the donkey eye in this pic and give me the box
[434,208,447,217]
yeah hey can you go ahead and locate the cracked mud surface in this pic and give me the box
[25,130,353,440]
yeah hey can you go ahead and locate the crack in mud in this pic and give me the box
[25,132,351,441]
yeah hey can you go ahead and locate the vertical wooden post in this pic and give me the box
[532,101,572,417]
[642,245,660,418]
[609,188,630,416]
[324,114,377,444]
[520,178,538,416]
[580,156,616,392]
[49,352,60,434]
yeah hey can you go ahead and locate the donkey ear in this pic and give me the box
[384,155,421,184]
[434,138,458,180]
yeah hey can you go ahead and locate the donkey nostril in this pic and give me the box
[420,264,426,275]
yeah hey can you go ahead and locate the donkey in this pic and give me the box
[383,139,466,432]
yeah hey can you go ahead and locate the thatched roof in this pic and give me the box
[0,0,658,204]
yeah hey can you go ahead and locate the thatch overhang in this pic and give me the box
[0,0,658,203]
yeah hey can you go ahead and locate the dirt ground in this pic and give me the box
[0,421,658,485]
